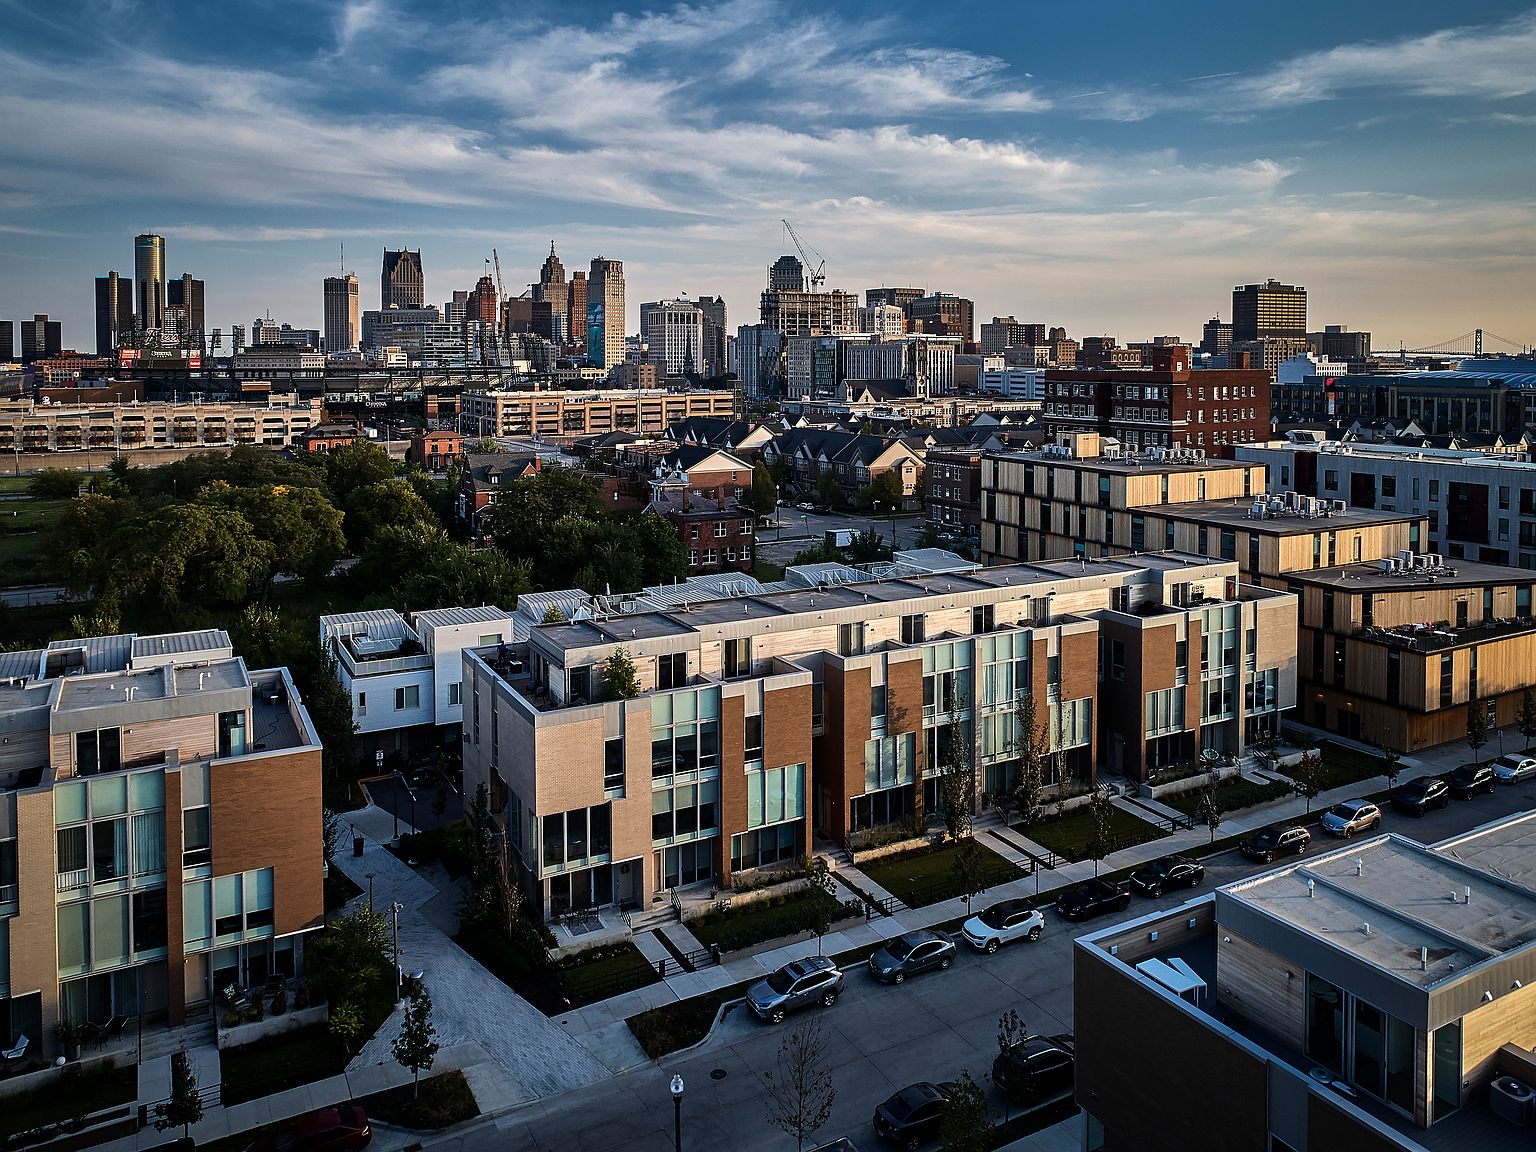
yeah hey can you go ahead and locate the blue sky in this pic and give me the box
[2,0,1534,352]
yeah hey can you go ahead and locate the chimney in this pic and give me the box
[1420,946,1428,971]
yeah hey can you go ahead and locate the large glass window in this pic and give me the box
[1432,1021,1461,1121]
[57,901,90,974]
[183,807,212,867]
[650,689,722,779]
[746,764,806,829]
[75,728,121,776]
[92,895,129,967]
[731,822,803,872]
[92,818,128,883]
[184,879,211,950]
[132,888,168,955]
[217,710,247,758]
[651,782,720,844]
[132,810,165,877]
[214,874,244,939]
[1305,974,1344,1074]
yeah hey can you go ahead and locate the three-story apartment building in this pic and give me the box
[0,630,323,1059]
[461,556,1297,917]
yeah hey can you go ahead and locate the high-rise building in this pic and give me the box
[980,317,1046,354]
[587,257,625,369]
[534,243,570,343]
[381,249,425,310]
[759,257,857,337]
[468,275,498,328]
[19,314,62,363]
[697,296,728,378]
[865,287,925,313]
[734,323,784,397]
[567,272,587,352]
[640,299,705,376]
[323,274,360,353]
[444,290,469,328]
[1231,279,1306,342]
[859,305,905,337]
[94,271,135,356]
[134,233,165,332]
[768,255,806,292]
[0,320,12,362]
[1199,317,1233,358]
[166,274,205,337]
[1308,324,1372,363]
[908,293,974,342]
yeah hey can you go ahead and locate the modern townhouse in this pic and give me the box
[319,607,517,762]
[460,554,1297,918]
[0,630,323,1060]
[1074,813,1536,1151]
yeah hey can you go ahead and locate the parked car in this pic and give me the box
[1447,763,1497,798]
[250,1105,372,1152]
[868,930,956,984]
[1391,776,1450,815]
[1054,879,1132,921]
[873,1082,956,1149]
[1128,855,1205,898]
[961,899,1044,953]
[991,1034,1075,1105]
[747,955,844,1023]
[1493,753,1536,784]
[1239,825,1311,864]
[1320,799,1382,838]
[797,502,816,511]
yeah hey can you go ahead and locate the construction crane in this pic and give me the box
[781,219,826,291]
[491,248,510,369]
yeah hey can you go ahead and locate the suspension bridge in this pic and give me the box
[1390,329,1532,358]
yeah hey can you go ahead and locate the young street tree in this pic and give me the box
[1010,691,1047,827]
[154,1050,205,1138]
[1466,700,1490,765]
[940,1070,995,1152]
[1376,742,1403,789]
[1521,688,1536,752]
[762,1017,837,1152]
[392,985,441,1099]
[1086,788,1115,876]
[806,856,838,956]
[745,459,779,521]
[995,1008,1029,1121]
[1197,783,1222,844]
[1291,744,1326,813]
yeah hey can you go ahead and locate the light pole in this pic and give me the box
[391,901,403,1000]
[367,872,375,915]
[670,1074,684,1152]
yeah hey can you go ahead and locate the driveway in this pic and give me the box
[333,807,611,1102]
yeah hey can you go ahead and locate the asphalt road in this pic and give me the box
[425,780,1536,1152]
[756,508,946,566]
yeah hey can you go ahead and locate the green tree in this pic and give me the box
[351,524,530,612]
[127,503,276,610]
[1010,693,1047,827]
[995,1009,1029,1120]
[603,647,640,700]
[392,986,440,1099]
[806,856,838,956]
[1466,700,1490,765]
[844,529,890,564]
[343,478,439,551]
[308,906,395,1043]
[28,468,84,499]
[627,512,690,588]
[230,483,347,582]
[490,468,603,561]
[51,492,138,595]
[1086,789,1115,876]
[763,1017,836,1152]
[1376,742,1404,789]
[814,470,844,509]
[153,1050,205,1138]
[69,595,121,639]
[862,468,905,512]
[323,438,397,503]
[744,459,779,521]
[940,1071,995,1152]
[1522,688,1536,752]
[1291,742,1326,813]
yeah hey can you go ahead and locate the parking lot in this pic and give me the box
[755,506,970,567]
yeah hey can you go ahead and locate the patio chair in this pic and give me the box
[107,1014,135,1040]
[2,1035,27,1062]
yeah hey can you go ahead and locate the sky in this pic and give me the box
[2,0,1534,354]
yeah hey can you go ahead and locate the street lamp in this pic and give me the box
[391,901,404,1000]
[670,1074,684,1152]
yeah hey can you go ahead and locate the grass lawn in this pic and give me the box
[0,1061,137,1139]
[220,1024,348,1106]
[0,496,71,531]
[1020,805,1166,862]
[0,530,51,584]
[557,941,663,1008]
[686,887,859,953]
[0,475,33,494]
[860,839,1024,908]
[358,1069,479,1130]
[1275,740,1389,795]
[1166,777,1296,818]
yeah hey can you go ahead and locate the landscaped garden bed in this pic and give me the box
[1166,777,1295,817]
[0,1061,136,1146]
[460,932,662,1015]
[1018,806,1166,862]
[859,839,1024,908]
[220,1023,347,1106]
[685,887,859,953]
[627,988,743,1059]
[358,1069,479,1130]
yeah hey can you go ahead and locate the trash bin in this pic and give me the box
[353,834,365,857]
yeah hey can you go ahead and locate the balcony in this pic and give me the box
[1362,616,1536,654]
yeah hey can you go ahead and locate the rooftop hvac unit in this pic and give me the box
[1195,449,1206,459]
[1331,499,1347,513]
[1379,558,1393,574]
[1490,1076,1534,1125]
[1398,549,1412,566]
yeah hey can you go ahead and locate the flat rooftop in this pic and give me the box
[1289,557,1514,593]
[1175,499,1420,534]
[987,447,1251,475]
[1223,834,1536,989]
[413,605,511,631]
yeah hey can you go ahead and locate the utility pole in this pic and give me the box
[392,901,403,1000]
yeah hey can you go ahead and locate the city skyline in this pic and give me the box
[1,1,1533,351]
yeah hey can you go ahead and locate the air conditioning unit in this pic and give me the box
[1491,1076,1534,1125]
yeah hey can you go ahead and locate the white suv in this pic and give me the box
[962,899,1044,953]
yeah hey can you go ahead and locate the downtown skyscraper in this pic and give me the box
[586,256,625,369]
[381,249,425,310]
[134,233,165,332]
[94,270,134,355]
[323,273,360,352]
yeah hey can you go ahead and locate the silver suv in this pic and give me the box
[747,956,845,1023]
[1321,799,1382,838]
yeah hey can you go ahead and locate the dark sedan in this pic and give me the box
[250,1105,372,1152]
[1055,879,1132,921]
[992,1035,1075,1106]
[873,1082,956,1149]
[1129,855,1205,898]
[1447,764,1496,798]
[868,930,956,984]
[1392,776,1450,815]
[1239,825,1311,864]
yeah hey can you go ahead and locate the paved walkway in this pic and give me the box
[337,806,613,1099]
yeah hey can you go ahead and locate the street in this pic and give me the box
[756,507,952,568]
[418,779,1536,1152]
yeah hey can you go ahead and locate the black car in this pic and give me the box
[1055,879,1132,921]
[1446,764,1496,798]
[1392,776,1450,815]
[873,1082,956,1149]
[1128,855,1205,898]
[867,930,956,984]
[992,1035,1075,1105]
[1239,825,1311,864]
